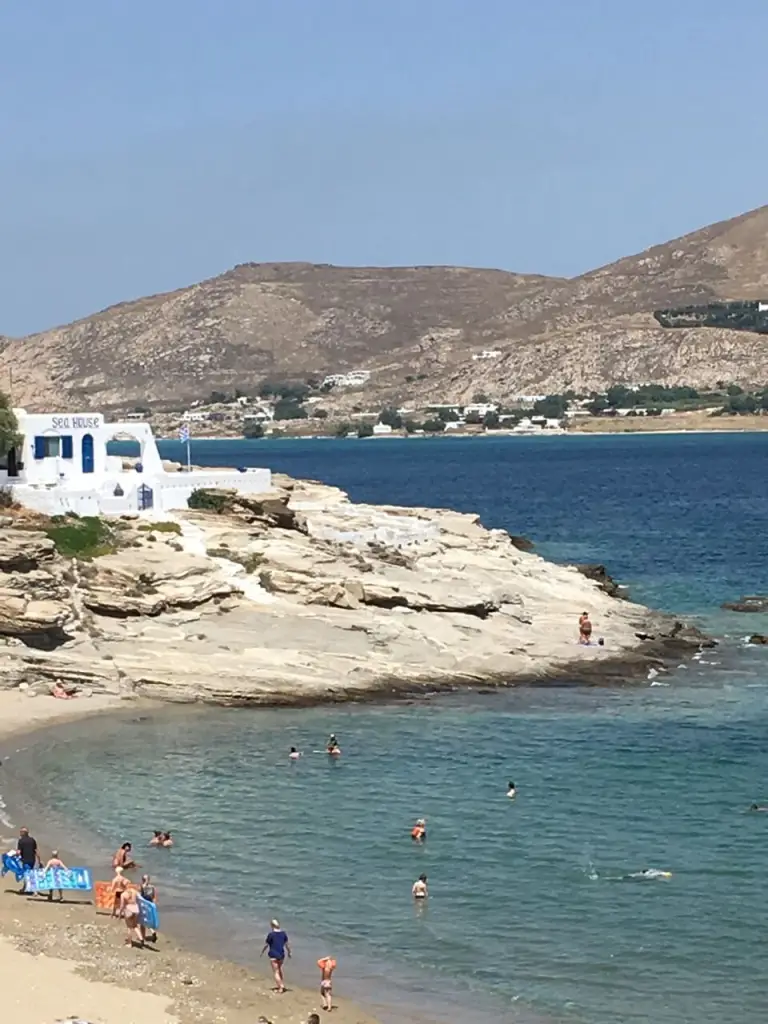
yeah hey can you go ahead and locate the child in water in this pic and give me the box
[317,955,336,1011]
[507,781,516,799]
[411,818,427,842]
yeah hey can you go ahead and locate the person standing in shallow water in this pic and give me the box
[579,612,593,645]
[261,918,291,993]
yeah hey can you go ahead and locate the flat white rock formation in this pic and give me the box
[0,475,701,704]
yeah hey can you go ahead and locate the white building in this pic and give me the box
[472,349,502,361]
[0,409,272,517]
[463,402,499,418]
[372,422,393,435]
[322,371,372,388]
[182,410,210,422]
[243,406,274,423]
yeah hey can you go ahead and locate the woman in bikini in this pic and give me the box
[579,612,593,645]
[110,865,129,918]
[119,884,144,946]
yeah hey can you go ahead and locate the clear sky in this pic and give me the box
[2,0,767,336]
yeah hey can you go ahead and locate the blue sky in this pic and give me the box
[2,0,767,335]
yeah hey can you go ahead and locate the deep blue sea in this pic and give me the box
[8,435,768,1024]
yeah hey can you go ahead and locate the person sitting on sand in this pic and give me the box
[412,873,428,899]
[507,781,516,799]
[317,955,337,1012]
[51,682,75,700]
[579,612,593,645]
[112,841,137,870]
[110,865,129,917]
[119,884,143,946]
[44,850,67,903]
[306,1014,321,1024]
[411,818,427,842]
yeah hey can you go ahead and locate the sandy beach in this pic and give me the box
[0,692,383,1024]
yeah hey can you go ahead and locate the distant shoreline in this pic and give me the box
[154,424,768,442]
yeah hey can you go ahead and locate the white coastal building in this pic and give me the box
[0,409,272,517]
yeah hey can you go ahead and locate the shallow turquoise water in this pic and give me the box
[15,435,768,1023]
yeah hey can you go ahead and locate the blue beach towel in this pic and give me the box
[137,894,159,932]
[24,867,93,893]
[1,853,27,882]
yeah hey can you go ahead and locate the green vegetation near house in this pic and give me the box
[654,300,768,334]
[45,516,121,559]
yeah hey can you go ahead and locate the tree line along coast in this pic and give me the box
[101,378,768,442]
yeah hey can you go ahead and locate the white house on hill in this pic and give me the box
[0,409,272,517]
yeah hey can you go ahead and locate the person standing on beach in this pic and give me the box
[43,850,67,903]
[15,827,40,893]
[139,874,157,943]
[317,955,336,1012]
[261,918,291,993]
[110,865,129,917]
[119,884,144,947]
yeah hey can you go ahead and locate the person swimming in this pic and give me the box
[627,868,673,880]
[289,746,301,760]
[750,803,768,812]
[149,831,163,847]
[507,781,516,799]
[412,873,428,899]
[411,818,427,842]
[327,734,341,757]
[160,831,173,848]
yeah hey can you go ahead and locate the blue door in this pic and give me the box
[137,484,154,510]
[81,433,94,473]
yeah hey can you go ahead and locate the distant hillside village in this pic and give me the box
[123,373,768,440]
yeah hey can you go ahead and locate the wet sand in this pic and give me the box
[0,692,383,1024]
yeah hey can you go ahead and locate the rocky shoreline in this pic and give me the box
[0,474,710,704]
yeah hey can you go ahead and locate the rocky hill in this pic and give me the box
[4,205,768,410]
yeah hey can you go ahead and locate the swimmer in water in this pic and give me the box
[627,868,673,880]
[412,873,428,899]
[411,818,427,842]
[160,831,173,848]
[750,803,768,812]
[149,831,163,847]
[507,781,516,799]
[327,735,341,757]
[289,746,301,760]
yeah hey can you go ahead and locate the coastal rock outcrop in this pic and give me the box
[721,596,768,613]
[0,478,708,704]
